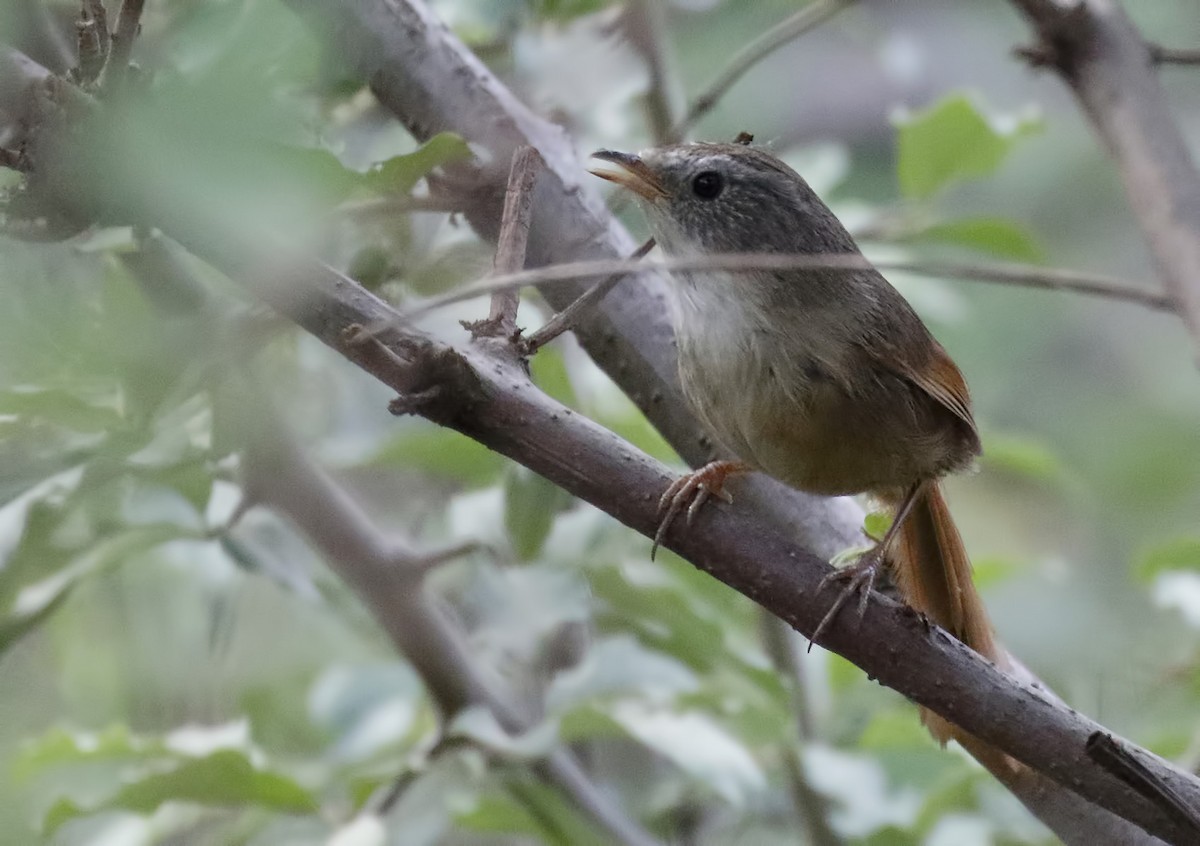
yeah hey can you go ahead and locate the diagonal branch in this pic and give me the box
[1011,0,1200,359]
[253,254,1190,845]
[667,0,853,142]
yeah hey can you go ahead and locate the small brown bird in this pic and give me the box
[590,140,1009,756]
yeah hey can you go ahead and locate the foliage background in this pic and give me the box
[2,0,1200,843]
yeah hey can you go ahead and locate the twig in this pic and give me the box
[623,0,677,145]
[76,1,109,83]
[759,613,842,846]
[387,251,1173,329]
[86,1,111,61]
[463,145,542,339]
[668,0,852,142]
[1087,732,1200,837]
[1011,0,1200,361]
[1149,44,1200,66]
[103,0,144,92]
[520,238,656,355]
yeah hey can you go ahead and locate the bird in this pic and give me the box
[589,139,1011,763]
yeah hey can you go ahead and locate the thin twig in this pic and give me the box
[759,612,842,846]
[85,0,111,62]
[383,251,1172,331]
[102,0,144,92]
[76,1,109,82]
[1149,44,1200,66]
[520,238,656,355]
[464,145,542,339]
[1011,0,1200,361]
[623,0,677,144]
[668,0,852,142]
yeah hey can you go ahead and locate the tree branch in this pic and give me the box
[102,0,143,92]
[253,255,1189,845]
[394,251,1174,324]
[230,378,664,846]
[667,0,853,143]
[1011,0,1200,359]
[465,145,541,340]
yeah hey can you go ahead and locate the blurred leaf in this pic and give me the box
[16,725,162,781]
[448,707,560,761]
[458,777,611,846]
[366,133,473,195]
[907,218,1045,262]
[547,635,698,712]
[980,431,1067,485]
[328,815,387,846]
[608,701,765,806]
[895,94,1040,199]
[369,426,505,485]
[504,466,572,560]
[864,510,892,541]
[1137,538,1200,582]
[529,347,578,408]
[531,0,613,21]
[0,388,124,433]
[43,749,316,833]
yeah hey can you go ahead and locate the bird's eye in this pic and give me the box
[691,171,723,200]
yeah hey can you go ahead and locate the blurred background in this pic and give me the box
[2,0,1200,843]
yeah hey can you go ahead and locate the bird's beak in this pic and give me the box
[588,150,667,202]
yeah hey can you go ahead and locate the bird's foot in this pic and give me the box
[651,460,748,560]
[809,545,885,649]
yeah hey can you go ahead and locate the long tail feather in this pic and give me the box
[889,483,1018,775]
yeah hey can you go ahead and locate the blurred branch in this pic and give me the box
[1011,0,1200,361]
[760,612,841,846]
[520,237,656,355]
[667,0,853,143]
[1149,44,1200,66]
[231,379,663,846]
[622,0,678,144]
[464,145,541,340]
[394,252,1175,324]
[103,0,143,92]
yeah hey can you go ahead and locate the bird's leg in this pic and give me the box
[809,482,924,647]
[651,460,751,560]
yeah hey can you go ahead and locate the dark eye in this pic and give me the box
[691,171,723,200]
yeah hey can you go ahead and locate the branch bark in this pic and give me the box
[1011,0,1200,359]
[258,256,1189,845]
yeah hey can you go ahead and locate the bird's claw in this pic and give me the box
[808,548,884,650]
[650,461,742,560]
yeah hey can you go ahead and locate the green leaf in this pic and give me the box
[366,133,473,195]
[504,465,571,560]
[1137,538,1200,582]
[895,94,1040,199]
[864,510,892,541]
[608,701,765,806]
[907,217,1045,262]
[369,426,505,486]
[0,388,124,433]
[460,777,611,846]
[43,749,317,833]
[529,347,578,408]
[980,431,1066,485]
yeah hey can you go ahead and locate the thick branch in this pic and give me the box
[261,257,1188,845]
[1012,0,1200,358]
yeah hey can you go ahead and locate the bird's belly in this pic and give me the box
[679,348,950,496]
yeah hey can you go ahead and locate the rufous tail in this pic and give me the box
[889,482,1019,778]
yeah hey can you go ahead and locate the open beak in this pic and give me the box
[588,150,667,202]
